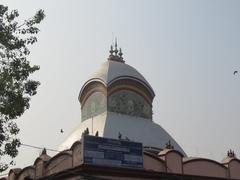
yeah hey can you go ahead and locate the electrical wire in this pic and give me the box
[20,143,60,152]
[0,142,60,177]
[5,140,60,153]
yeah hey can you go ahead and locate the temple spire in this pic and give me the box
[165,140,174,149]
[114,38,118,55]
[109,45,114,55]
[108,38,125,63]
[227,149,236,158]
[119,48,123,59]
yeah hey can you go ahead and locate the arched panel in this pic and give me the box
[45,153,72,176]
[81,92,107,121]
[17,166,35,180]
[229,159,240,179]
[108,90,152,119]
[144,153,166,172]
[183,159,227,178]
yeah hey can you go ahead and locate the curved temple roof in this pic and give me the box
[59,112,186,156]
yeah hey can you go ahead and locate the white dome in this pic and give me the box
[80,61,155,97]
[62,51,186,157]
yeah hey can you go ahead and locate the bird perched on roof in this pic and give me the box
[60,129,64,133]
[234,71,238,75]
[82,128,90,136]
[118,132,122,139]
[85,128,89,135]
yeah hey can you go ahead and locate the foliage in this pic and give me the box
[0,5,45,172]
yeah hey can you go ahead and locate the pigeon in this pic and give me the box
[85,128,89,135]
[118,132,122,139]
[234,71,238,75]
[60,129,64,133]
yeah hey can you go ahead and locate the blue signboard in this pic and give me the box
[82,135,143,169]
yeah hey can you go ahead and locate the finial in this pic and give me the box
[119,48,123,58]
[114,38,118,55]
[227,149,236,158]
[165,140,174,149]
[115,38,118,49]
[41,148,47,155]
[107,39,125,63]
[109,45,114,55]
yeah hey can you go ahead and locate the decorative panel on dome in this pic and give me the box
[81,92,107,121]
[108,90,152,119]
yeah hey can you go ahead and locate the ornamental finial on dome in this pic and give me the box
[119,48,123,60]
[109,45,114,55]
[114,38,118,55]
[227,149,236,158]
[108,38,125,63]
[165,140,174,149]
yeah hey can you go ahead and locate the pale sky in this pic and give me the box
[1,0,240,173]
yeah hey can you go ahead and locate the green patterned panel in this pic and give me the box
[81,92,107,121]
[108,90,152,119]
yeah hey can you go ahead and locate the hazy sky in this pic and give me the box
[1,0,240,173]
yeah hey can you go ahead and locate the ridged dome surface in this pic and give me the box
[80,61,155,97]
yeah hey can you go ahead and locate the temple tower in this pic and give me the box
[59,43,186,156]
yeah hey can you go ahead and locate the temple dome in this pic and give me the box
[79,60,155,98]
[60,44,186,156]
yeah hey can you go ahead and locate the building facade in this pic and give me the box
[3,44,240,180]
